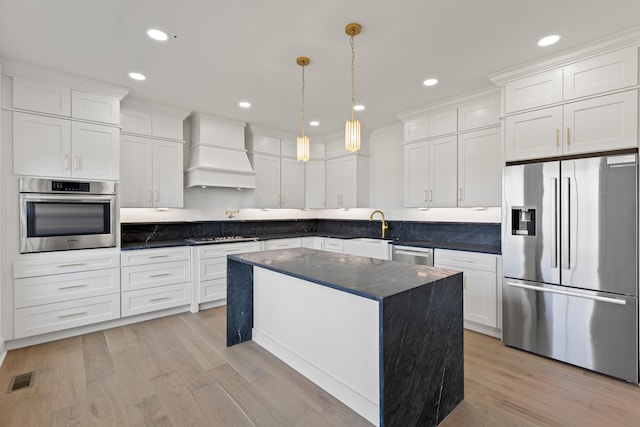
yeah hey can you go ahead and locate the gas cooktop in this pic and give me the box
[184,236,259,245]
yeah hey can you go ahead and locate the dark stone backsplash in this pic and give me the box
[122,218,500,250]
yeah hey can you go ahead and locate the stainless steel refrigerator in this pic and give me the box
[502,153,638,383]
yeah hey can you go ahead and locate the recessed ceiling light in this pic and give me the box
[538,34,560,47]
[354,105,365,111]
[423,78,438,86]
[310,121,320,126]
[147,29,168,41]
[238,101,251,108]
[128,72,146,81]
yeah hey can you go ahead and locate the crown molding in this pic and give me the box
[121,97,191,119]
[1,58,130,99]
[488,25,640,86]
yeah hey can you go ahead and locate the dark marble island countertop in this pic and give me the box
[228,247,458,300]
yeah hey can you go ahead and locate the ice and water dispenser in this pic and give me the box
[511,207,536,236]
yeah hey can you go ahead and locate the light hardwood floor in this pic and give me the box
[0,307,639,426]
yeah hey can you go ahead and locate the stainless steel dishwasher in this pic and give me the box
[391,245,434,266]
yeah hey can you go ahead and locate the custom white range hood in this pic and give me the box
[184,113,256,188]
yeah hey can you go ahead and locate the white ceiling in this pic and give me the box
[1,0,640,138]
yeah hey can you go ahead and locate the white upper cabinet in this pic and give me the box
[12,77,71,116]
[121,105,186,141]
[428,109,457,137]
[325,155,368,208]
[70,121,119,180]
[504,69,563,113]
[505,90,637,161]
[248,133,306,208]
[457,127,502,207]
[120,134,183,208]
[563,46,638,100]
[305,160,325,208]
[457,95,501,131]
[71,90,120,125]
[13,112,119,180]
[404,136,457,208]
[504,46,638,114]
[121,109,153,135]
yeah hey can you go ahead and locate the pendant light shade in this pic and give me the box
[296,56,310,162]
[345,23,362,153]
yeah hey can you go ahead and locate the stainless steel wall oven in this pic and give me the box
[19,178,117,253]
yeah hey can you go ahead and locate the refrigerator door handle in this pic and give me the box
[550,178,558,268]
[561,177,571,270]
[505,281,627,305]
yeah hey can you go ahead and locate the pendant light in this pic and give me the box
[345,22,361,153]
[296,56,310,162]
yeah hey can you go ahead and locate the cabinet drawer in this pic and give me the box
[12,77,71,116]
[14,251,120,278]
[196,241,260,259]
[324,238,344,253]
[121,282,191,317]
[122,260,190,291]
[434,249,497,272]
[200,278,226,304]
[14,293,120,339]
[121,246,190,266]
[14,268,120,308]
[200,257,226,281]
[263,238,302,250]
[71,90,120,125]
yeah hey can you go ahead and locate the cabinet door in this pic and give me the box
[428,136,457,207]
[120,134,153,207]
[428,109,457,137]
[504,106,563,162]
[404,116,428,142]
[305,160,325,208]
[563,46,638,100]
[252,154,281,208]
[71,121,119,180]
[403,141,428,207]
[325,158,343,208]
[71,90,120,125]
[457,95,501,131]
[504,69,563,113]
[462,269,497,328]
[153,140,184,207]
[13,77,71,116]
[152,114,184,140]
[121,109,152,135]
[458,127,502,207]
[280,158,305,208]
[564,90,638,155]
[13,112,71,177]
[340,156,358,208]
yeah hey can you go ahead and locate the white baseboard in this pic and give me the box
[0,336,6,367]
[464,320,501,339]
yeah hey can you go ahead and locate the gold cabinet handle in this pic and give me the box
[64,155,70,170]
[556,129,560,147]
[463,276,467,290]
[458,188,463,202]
[424,190,428,202]
[429,189,433,202]
[154,190,158,202]
[566,128,570,145]
[148,190,152,203]
[74,156,79,171]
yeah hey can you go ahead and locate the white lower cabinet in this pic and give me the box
[262,238,302,251]
[191,241,260,310]
[13,249,121,339]
[434,249,501,336]
[120,247,191,317]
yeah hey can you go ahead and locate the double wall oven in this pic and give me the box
[19,178,117,253]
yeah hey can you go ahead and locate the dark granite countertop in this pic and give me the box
[229,248,460,301]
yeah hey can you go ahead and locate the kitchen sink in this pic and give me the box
[343,238,391,260]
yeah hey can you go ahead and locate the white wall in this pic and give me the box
[368,123,404,208]
[0,65,6,364]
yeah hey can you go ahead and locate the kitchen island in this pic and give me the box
[226,248,463,426]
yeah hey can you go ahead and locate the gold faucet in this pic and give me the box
[369,210,389,239]
[225,209,240,218]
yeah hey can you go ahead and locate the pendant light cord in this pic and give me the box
[351,34,355,122]
[301,64,305,137]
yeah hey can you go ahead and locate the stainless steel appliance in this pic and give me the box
[502,153,638,383]
[392,245,434,266]
[19,178,117,253]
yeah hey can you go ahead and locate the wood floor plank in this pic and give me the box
[86,374,130,426]
[193,381,255,427]
[150,370,211,427]
[126,393,173,427]
[82,331,115,381]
